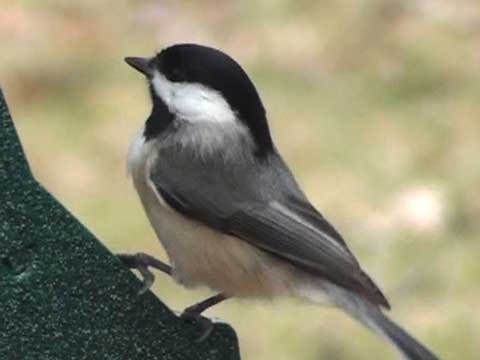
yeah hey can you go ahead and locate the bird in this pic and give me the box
[120,43,440,359]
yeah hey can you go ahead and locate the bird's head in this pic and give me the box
[125,44,273,156]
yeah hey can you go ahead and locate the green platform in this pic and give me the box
[0,88,240,360]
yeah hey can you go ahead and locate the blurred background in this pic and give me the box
[1,0,479,359]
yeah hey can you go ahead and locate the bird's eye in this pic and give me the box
[168,68,185,82]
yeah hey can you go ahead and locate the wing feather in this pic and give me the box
[227,200,389,308]
[150,150,389,308]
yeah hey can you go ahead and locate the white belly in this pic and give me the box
[127,131,294,298]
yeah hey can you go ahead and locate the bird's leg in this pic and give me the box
[117,252,172,293]
[181,293,229,342]
[118,252,228,341]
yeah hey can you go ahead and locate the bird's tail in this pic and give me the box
[340,296,440,360]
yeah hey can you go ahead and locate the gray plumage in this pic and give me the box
[125,43,441,360]
[150,140,390,308]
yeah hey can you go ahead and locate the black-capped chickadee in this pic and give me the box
[122,44,440,359]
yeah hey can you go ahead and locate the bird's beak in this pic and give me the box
[124,57,152,76]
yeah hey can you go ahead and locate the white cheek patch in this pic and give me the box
[151,71,237,125]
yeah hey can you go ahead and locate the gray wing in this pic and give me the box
[151,151,390,308]
[227,198,390,308]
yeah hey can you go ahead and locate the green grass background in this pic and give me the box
[1,1,479,359]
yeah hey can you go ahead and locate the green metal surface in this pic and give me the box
[0,88,240,360]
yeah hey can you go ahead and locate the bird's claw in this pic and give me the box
[180,310,215,342]
[117,252,172,294]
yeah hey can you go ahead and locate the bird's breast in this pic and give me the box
[127,131,296,297]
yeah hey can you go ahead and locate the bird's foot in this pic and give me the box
[180,310,215,342]
[180,293,228,342]
[117,252,172,294]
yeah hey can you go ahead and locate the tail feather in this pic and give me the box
[341,297,440,360]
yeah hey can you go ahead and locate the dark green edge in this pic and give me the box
[0,88,240,360]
